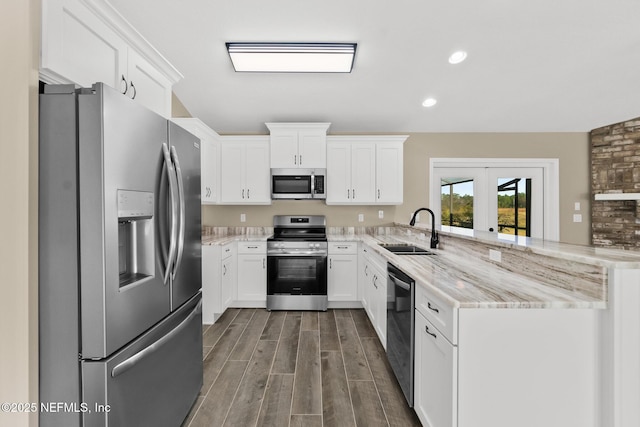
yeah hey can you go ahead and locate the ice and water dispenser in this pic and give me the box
[117,190,154,288]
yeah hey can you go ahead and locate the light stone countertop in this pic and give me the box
[201,228,636,309]
[331,233,609,310]
[201,234,270,246]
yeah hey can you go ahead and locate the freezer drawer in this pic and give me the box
[82,293,203,427]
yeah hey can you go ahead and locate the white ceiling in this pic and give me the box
[110,0,640,134]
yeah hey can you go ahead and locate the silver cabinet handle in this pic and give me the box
[425,325,437,339]
[378,189,380,199]
[112,300,201,378]
[247,188,250,199]
[121,75,128,94]
[352,188,355,199]
[242,189,245,199]
[247,245,258,249]
[223,264,227,275]
[330,258,332,269]
[130,81,136,99]
[170,146,186,281]
[373,275,378,289]
[263,258,265,269]
[427,302,439,313]
[337,245,349,249]
[299,155,302,165]
[294,154,297,165]
[365,265,368,276]
[347,189,350,199]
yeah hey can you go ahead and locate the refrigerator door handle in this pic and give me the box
[170,145,186,280]
[162,143,179,284]
[110,300,202,378]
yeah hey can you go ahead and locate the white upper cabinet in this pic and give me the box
[171,118,220,204]
[266,123,330,169]
[326,136,406,205]
[219,136,271,205]
[375,141,404,204]
[41,0,182,117]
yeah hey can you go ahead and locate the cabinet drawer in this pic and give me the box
[415,284,457,344]
[328,242,358,254]
[221,242,235,260]
[237,241,266,254]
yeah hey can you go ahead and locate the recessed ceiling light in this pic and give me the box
[448,51,468,64]
[226,42,357,73]
[422,98,437,107]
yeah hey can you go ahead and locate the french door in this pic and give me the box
[431,160,555,240]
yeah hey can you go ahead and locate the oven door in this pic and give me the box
[267,254,327,295]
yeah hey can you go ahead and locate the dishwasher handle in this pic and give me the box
[389,273,412,291]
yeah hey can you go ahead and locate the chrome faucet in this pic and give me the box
[409,208,439,249]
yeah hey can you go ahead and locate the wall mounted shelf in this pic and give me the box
[594,193,640,201]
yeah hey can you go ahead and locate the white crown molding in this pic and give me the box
[326,135,408,144]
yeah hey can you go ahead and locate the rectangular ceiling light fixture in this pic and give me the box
[226,42,357,73]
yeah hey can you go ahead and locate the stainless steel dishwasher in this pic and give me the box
[386,262,415,406]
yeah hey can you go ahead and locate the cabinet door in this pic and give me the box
[372,266,387,347]
[298,130,326,168]
[200,139,219,204]
[270,130,299,168]
[220,143,245,203]
[376,142,403,204]
[244,142,271,203]
[328,255,358,301]
[221,256,236,309]
[326,142,351,203]
[201,246,220,324]
[351,143,376,203]
[126,49,172,117]
[414,311,457,427]
[42,0,127,89]
[236,255,267,302]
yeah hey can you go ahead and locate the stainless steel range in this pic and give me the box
[267,215,328,311]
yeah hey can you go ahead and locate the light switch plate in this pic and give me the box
[358,213,364,222]
[574,202,581,211]
[378,210,384,219]
[240,213,246,222]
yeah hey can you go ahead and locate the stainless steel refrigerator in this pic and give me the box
[39,83,203,426]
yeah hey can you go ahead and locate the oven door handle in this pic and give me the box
[267,251,327,257]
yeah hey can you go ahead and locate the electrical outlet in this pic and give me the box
[358,213,364,222]
[573,214,582,223]
[378,210,384,219]
[240,213,246,223]
[489,249,502,262]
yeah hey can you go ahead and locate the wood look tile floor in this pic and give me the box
[182,308,421,427]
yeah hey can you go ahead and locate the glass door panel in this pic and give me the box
[488,168,544,238]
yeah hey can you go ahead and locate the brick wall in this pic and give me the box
[591,117,640,249]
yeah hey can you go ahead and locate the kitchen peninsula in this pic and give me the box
[202,223,640,427]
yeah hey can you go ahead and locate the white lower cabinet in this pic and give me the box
[328,242,358,302]
[414,310,457,427]
[359,245,387,348]
[235,242,267,307]
[221,253,236,309]
[202,242,236,324]
[414,291,599,427]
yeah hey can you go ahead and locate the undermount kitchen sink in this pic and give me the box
[379,243,437,255]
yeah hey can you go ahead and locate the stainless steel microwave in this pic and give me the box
[271,168,326,200]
